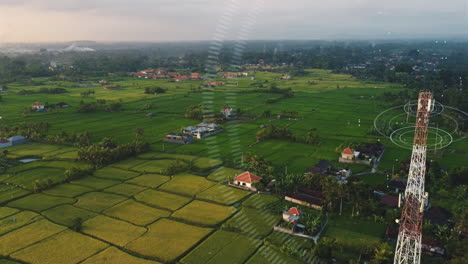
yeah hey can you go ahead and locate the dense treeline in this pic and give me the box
[256,124,321,145]
[78,137,149,167]
[185,104,204,121]
[144,87,166,94]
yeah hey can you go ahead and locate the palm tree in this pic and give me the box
[135,128,144,141]
[336,183,347,215]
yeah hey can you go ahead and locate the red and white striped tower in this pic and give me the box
[394,92,433,264]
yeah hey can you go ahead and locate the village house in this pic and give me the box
[31,102,45,112]
[282,74,291,80]
[220,72,237,79]
[55,102,70,109]
[163,133,193,145]
[285,188,323,210]
[339,142,385,165]
[306,160,332,175]
[282,207,302,224]
[156,68,167,75]
[340,148,358,161]
[0,138,12,149]
[99,80,108,84]
[8,135,28,146]
[104,85,119,90]
[221,107,233,118]
[232,171,262,191]
[183,123,223,139]
[191,73,201,80]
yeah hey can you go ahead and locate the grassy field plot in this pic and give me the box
[41,147,77,159]
[42,205,97,227]
[323,214,386,246]
[82,215,146,247]
[0,259,22,264]
[0,211,42,236]
[138,152,197,161]
[0,219,67,255]
[207,167,243,182]
[8,194,75,212]
[131,159,177,173]
[245,245,305,264]
[104,200,170,226]
[181,230,261,264]
[223,207,280,237]
[135,189,191,211]
[159,175,215,196]
[2,167,65,190]
[192,157,223,171]
[47,150,78,160]
[94,167,140,181]
[71,176,120,189]
[81,247,160,264]
[172,200,236,226]
[242,193,280,209]
[6,143,63,157]
[10,230,108,264]
[0,186,30,204]
[266,231,314,250]
[74,192,127,213]
[126,174,170,188]
[125,218,212,263]
[111,158,147,170]
[197,184,250,205]
[42,183,94,198]
[104,183,147,197]
[0,207,19,220]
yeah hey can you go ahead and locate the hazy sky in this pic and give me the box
[0,0,466,42]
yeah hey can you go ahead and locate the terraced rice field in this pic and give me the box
[0,70,464,263]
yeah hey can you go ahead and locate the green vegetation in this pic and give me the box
[172,200,236,226]
[197,184,250,205]
[159,174,215,196]
[135,189,191,211]
[10,230,108,264]
[104,183,146,197]
[125,218,212,262]
[0,66,465,263]
[0,220,66,256]
[104,200,170,226]
[126,174,170,188]
[74,192,127,212]
[81,247,160,264]
[8,194,75,212]
[181,230,261,264]
[42,205,97,227]
[82,215,146,247]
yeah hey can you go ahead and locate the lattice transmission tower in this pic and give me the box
[394,92,433,264]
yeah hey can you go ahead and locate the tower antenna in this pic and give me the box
[394,91,432,264]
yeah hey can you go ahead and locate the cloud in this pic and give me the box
[0,0,466,42]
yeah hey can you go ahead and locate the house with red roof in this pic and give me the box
[341,148,357,161]
[104,85,119,90]
[31,102,45,111]
[233,171,262,190]
[282,207,302,223]
[191,73,201,80]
